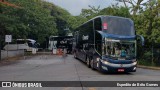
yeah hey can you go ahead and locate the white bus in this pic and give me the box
[4,39,39,52]
[16,39,39,51]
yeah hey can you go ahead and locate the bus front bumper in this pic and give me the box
[100,60,137,73]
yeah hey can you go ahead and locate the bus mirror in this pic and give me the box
[136,35,144,46]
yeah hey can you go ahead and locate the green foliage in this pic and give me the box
[74,1,160,66]
[79,5,101,19]
[99,5,131,18]
[0,0,73,47]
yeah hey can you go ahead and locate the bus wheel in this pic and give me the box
[90,59,95,70]
[86,57,90,68]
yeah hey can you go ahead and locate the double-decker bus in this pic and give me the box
[73,15,144,73]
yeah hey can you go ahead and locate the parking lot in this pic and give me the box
[0,54,160,90]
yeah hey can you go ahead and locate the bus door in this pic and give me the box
[93,31,102,69]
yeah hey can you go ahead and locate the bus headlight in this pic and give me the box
[132,61,137,65]
[101,60,109,65]
[96,58,100,61]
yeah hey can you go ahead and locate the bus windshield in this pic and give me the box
[103,38,136,60]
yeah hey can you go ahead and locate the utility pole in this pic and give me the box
[0,35,1,60]
[152,40,154,66]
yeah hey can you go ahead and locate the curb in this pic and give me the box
[138,65,160,70]
[0,56,23,66]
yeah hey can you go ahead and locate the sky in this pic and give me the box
[46,0,121,16]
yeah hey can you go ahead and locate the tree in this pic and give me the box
[0,0,73,48]
[116,0,150,15]
[80,5,101,19]
[133,0,160,46]
[99,4,131,18]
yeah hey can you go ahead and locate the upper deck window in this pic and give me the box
[103,17,135,36]
[94,18,102,30]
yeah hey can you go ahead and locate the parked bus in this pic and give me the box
[73,15,144,73]
[16,39,39,51]
[48,36,58,51]
[48,36,73,54]
[4,39,39,51]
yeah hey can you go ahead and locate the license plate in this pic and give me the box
[118,69,124,72]
[118,58,125,60]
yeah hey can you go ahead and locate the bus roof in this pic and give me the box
[75,15,135,36]
[49,36,73,41]
[16,39,36,42]
[49,36,73,39]
[75,15,133,28]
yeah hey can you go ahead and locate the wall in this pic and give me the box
[1,50,24,59]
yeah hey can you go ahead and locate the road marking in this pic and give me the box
[63,87,71,90]
[88,87,97,90]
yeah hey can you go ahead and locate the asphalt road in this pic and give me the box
[0,54,160,90]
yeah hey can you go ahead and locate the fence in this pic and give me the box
[138,48,160,66]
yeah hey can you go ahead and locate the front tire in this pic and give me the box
[90,59,95,70]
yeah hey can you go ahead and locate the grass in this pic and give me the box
[138,59,157,67]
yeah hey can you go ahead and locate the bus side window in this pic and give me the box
[94,18,102,30]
